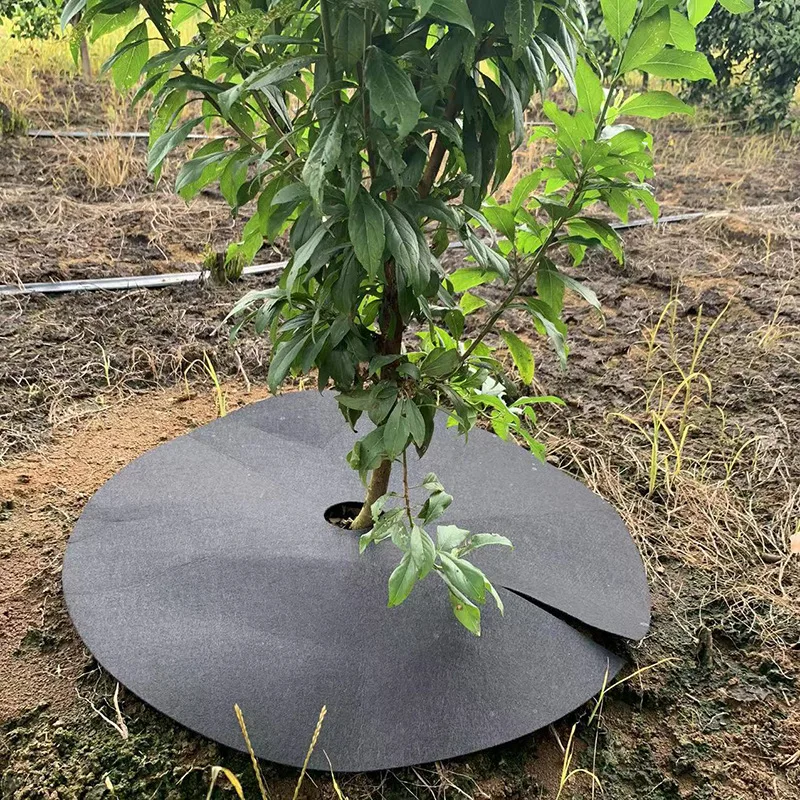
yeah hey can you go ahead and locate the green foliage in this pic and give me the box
[691,0,800,128]
[1,0,59,38]
[359,472,512,634]
[75,0,748,634]
[589,0,794,128]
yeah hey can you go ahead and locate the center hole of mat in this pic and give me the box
[323,501,365,530]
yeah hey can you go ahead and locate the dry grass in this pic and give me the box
[58,134,145,193]
[0,25,120,127]
[655,126,797,206]
[549,290,800,650]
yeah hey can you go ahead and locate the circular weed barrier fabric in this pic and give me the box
[63,391,650,771]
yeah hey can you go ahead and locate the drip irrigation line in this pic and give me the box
[24,129,213,140]
[0,261,286,296]
[21,116,754,142]
[0,209,735,298]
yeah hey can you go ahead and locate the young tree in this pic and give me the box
[66,0,749,634]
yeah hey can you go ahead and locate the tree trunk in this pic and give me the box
[350,255,404,530]
[350,459,392,529]
[79,37,92,80]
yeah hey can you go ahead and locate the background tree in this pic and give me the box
[1,0,59,38]
[587,0,800,129]
[2,0,92,76]
[67,0,749,633]
[691,0,800,128]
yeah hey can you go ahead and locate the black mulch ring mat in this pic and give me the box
[63,391,650,771]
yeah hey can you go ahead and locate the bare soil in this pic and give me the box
[0,77,798,799]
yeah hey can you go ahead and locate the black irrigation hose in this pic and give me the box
[0,211,730,297]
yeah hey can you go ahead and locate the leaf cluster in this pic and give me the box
[359,471,513,635]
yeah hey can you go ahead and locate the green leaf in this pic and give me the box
[499,330,534,385]
[383,400,408,459]
[408,402,428,448]
[483,206,516,242]
[459,292,486,314]
[448,268,493,292]
[388,552,418,607]
[267,334,310,392]
[575,58,604,120]
[639,0,669,17]
[538,34,577,97]
[568,218,624,263]
[421,347,460,379]
[217,55,317,116]
[388,525,436,607]
[525,298,568,365]
[439,553,486,605]
[437,524,471,551]
[422,473,445,492]
[369,507,405,545]
[447,588,481,635]
[718,0,753,12]
[148,116,203,174]
[619,91,694,119]
[509,170,542,211]
[505,0,536,59]
[91,7,138,43]
[174,142,228,199]
[349,189,385,279]
[558,273,602,311]
[620,8,671,74]
[383,203,421,278]
[461,229,510,280]
[110,22,149,92]
[409,524,437,580]
[639,49,716,82]
[173,0,205,27]
[429,0,476,34]
[272,182,310,207]
[542,101,593,152]
[61,0,86,29]
[286,226,328,293]
[668,11,697,51]
[141,45,201,77]
[536,259,564,315]
[600,0,638,45]
[419,490,453,524]
[302,108,345,206]
[687,0,716,26]
[347,427,386,480]
[484,579,505,615]
[364,46,421,140]
[464,533,513,551]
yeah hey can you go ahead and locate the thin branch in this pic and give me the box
[402,450,413,526]
[418,85,460,198]
[319,0,341,107]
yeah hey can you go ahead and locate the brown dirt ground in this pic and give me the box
[0,77,799,799]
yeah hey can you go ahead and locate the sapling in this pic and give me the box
[70,0,750,634]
